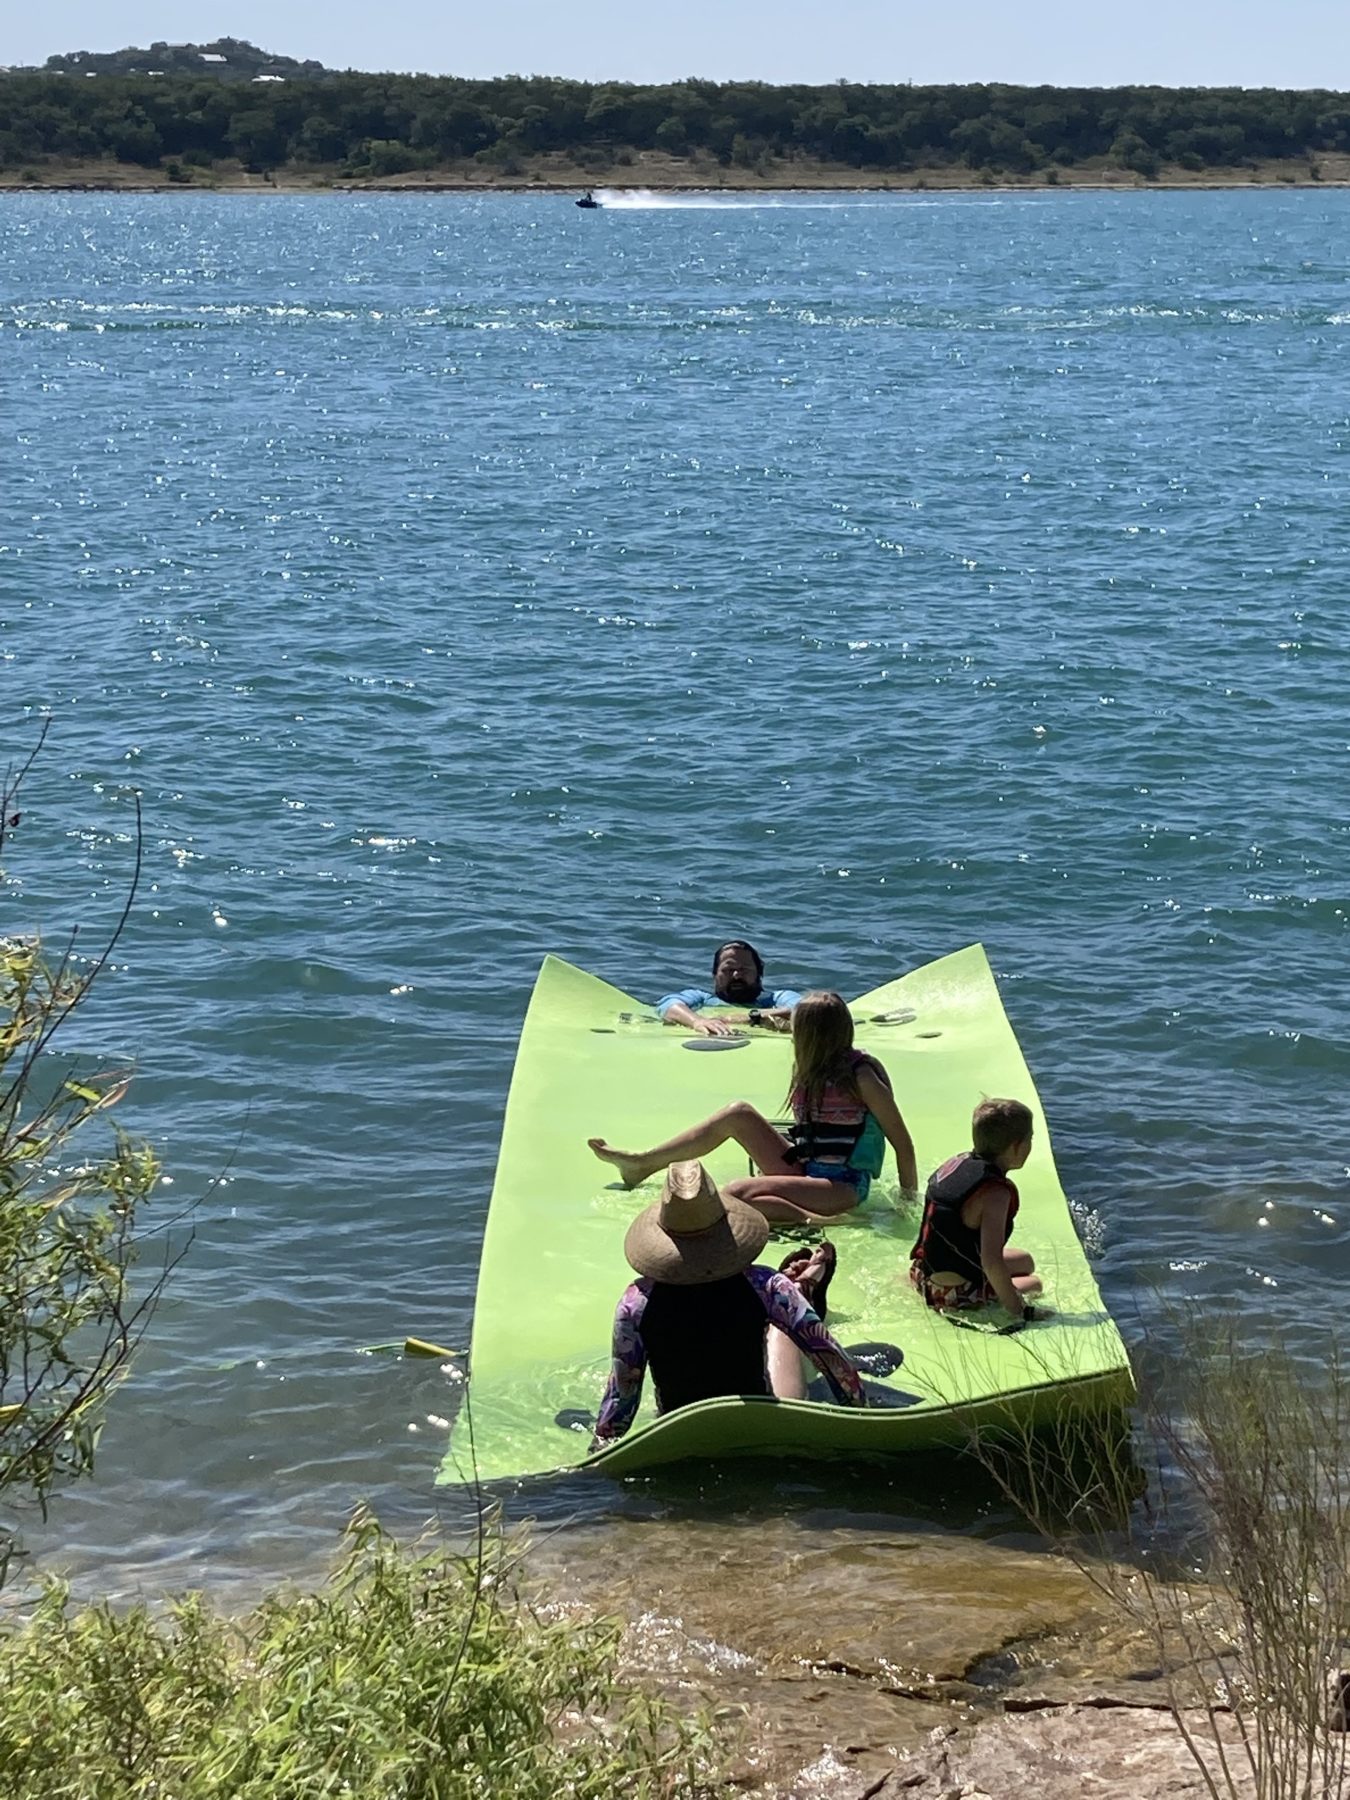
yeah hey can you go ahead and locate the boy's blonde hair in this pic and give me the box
[972,1098,1033,1159]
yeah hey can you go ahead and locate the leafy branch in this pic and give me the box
[0,725,188,1579]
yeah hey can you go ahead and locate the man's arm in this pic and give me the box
[591,1285,650,1448]
[976,1189,1025,1318]
[758,1271,865,1407]
[856,1065,918,1192]
[732,990,799,1034]
[752,990,800,1034]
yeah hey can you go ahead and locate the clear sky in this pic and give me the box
[8,0,1350,88]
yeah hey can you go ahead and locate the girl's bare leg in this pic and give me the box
[588,1101,792,1189]
[722,1173,861,1224]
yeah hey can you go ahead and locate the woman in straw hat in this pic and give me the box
[591,1159,865,1449]
[589,990,918,1224]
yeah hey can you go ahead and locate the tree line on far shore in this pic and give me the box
[4,65,1350,178]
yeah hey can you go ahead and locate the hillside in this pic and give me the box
[29,37,325,81]
[3,61,1350,187]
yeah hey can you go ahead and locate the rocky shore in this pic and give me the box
[529,1515,1256,1799]
[4,150,1350,193]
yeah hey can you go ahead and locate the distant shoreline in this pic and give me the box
[5,152,1350,195]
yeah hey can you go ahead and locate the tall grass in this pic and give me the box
[953,1318,1350,1800]
[0,1509,727,1798]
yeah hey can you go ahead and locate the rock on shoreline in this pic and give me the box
[526,1515,1260,1799]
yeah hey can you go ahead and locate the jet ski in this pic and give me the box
[575,191,601,209]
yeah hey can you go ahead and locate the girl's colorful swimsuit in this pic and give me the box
[592,1265,864,1445]
[909,1152,1020,1310]
[785,1048,889,1201]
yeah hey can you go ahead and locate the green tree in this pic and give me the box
[654,113,689,154]
[2,68,1349,178]
[1111,128,1161,177]
[105,105,163,166]
[292,113,348,163]
[360,138,421,176]
[0,732,173,1582]
[228,106,289,167]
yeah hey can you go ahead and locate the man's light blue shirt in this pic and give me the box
[656,985,802,1018]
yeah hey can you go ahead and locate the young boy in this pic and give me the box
[910,1098,1043,1322]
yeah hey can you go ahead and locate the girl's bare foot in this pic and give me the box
[587,1137,657,1189]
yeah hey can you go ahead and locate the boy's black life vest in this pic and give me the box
[640,1275,770,1412]
[910,1154,1019,1284]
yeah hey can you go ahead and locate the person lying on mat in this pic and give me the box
[910,1098,1044,1322]
[590,990,918,1223]
[656,938,801,1038]
[591,1159,863,1449]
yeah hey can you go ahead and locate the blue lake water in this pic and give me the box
[3,187,1349,1597]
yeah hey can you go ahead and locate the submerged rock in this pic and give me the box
[526,1513,1246,1796]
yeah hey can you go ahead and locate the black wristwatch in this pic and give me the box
[748,1009,764,1027]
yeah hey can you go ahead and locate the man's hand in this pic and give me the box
[696,1015,738,1038]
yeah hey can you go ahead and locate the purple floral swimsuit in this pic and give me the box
[593,1264,865,1446]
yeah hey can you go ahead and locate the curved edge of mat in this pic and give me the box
[437,1366,1137,1486]
[582,1365,1135,1476]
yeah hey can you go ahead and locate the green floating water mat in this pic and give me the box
[441,945,1133,1485]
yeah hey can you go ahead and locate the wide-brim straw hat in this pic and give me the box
[624,1160,770,1285]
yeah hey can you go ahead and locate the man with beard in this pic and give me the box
[656,939,801,1038]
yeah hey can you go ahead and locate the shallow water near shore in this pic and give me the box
[3,188,1350,1610]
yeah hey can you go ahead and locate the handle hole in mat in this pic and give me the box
[682,1036,749,1051]
[554,1409,596,1434]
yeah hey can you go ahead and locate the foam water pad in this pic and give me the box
[442,946,1132,1484]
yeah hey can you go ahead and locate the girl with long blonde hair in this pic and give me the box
[588,991,917,1225]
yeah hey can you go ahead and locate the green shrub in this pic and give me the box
[0,1512,725,1798]
[1111,129,1161,178]
[0,738,166,1583]
[363,138,420,177]
[955,1321,1350,1800]
[654,115,688,155]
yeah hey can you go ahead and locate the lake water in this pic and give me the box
[3,187,1348,1599]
